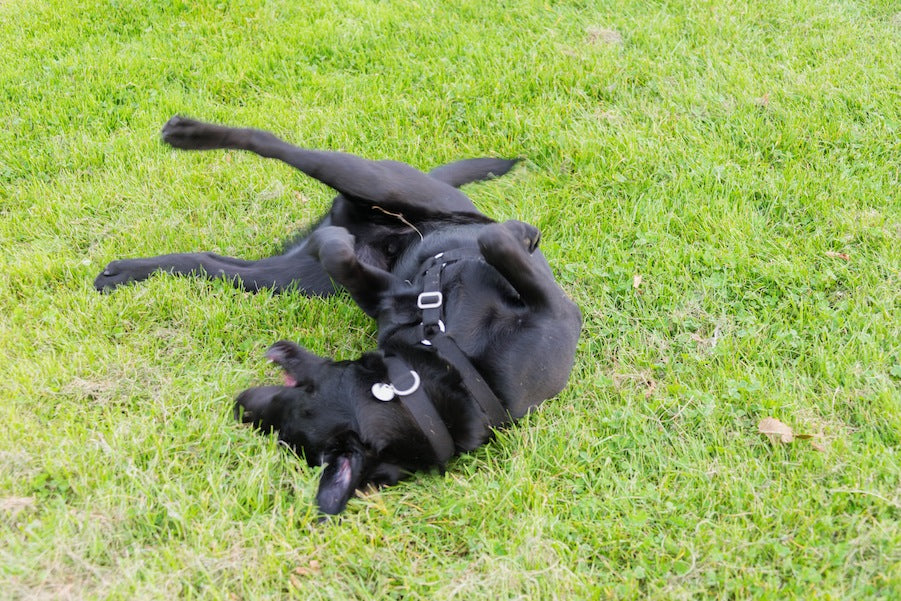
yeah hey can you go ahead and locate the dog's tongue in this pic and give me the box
[284,374,298,387]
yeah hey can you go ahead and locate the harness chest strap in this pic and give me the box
[418,250,510,428]
[380,356,456,463]
[428,334,510,427]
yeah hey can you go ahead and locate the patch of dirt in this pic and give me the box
[0,496,36,514]
[612,368,659,399]
[586,26,623,45]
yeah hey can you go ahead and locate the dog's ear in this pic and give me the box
[315,432,370,515]
[266,340,328,388]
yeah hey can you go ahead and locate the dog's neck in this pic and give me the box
[370,353,456,464]
[371,338,510,464]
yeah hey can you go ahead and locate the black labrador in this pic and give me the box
[96,117,581,514]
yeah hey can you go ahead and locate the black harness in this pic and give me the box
[372,249,510,464]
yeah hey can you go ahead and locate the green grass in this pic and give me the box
[2,0,900,598]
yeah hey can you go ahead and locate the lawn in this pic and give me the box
[1,0,899,598]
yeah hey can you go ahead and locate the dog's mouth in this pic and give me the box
[268,359,298,388]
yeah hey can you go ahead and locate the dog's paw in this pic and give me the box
[93,260,145,292]
[502,220,541,254]
[161,115,224,150]
[477,221,543,268]
[307,226,356,263]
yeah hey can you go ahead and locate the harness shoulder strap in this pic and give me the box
[429,336,510,427]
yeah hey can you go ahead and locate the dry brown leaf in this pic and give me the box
[811,438,827,452]
[825,251,850,261]
[758,417,794,444]
[633,274,643,294]
[754,93,770,108]
[294,559,322,577]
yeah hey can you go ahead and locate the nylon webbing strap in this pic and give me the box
[384,357,455,464]
[416,249,510,429]
[418,259,443,331]
[429,335,510,427]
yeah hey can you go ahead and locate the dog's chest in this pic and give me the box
[375,253,489,347]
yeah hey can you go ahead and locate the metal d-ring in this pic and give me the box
[371,370,421,401]
[391,370,421,396]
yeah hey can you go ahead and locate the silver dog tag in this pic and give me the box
[371,383,395,402]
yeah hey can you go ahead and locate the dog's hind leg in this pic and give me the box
[94,243,336,294]
[161,116,487,217]
[427,158,520,188]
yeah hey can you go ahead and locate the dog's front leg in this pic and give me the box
[307,226,400,317]
[477,220,564,311]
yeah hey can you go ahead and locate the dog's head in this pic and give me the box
[234,340,389,514]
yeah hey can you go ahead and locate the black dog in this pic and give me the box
[96,117,581,514]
